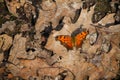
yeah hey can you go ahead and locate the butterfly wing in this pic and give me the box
[55,35,73,50]
[75,31,88,49]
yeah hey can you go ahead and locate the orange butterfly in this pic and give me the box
[55,30,88,50]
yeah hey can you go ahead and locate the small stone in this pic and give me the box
[89,32,98,45]
[92,12,106,23]
[101,38,111,53]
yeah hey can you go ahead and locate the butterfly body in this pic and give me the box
[55,31,88,50]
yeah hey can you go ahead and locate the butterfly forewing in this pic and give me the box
[75,31,88,49]
[56,35,73,50]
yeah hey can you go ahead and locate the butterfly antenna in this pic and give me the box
[80,24,83,28]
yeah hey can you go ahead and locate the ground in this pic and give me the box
[0,0,120,80]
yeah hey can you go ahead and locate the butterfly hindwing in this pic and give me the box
[55,35,73,50]
[75,31,88,49]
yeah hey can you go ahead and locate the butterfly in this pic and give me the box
[55,30,88,50]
